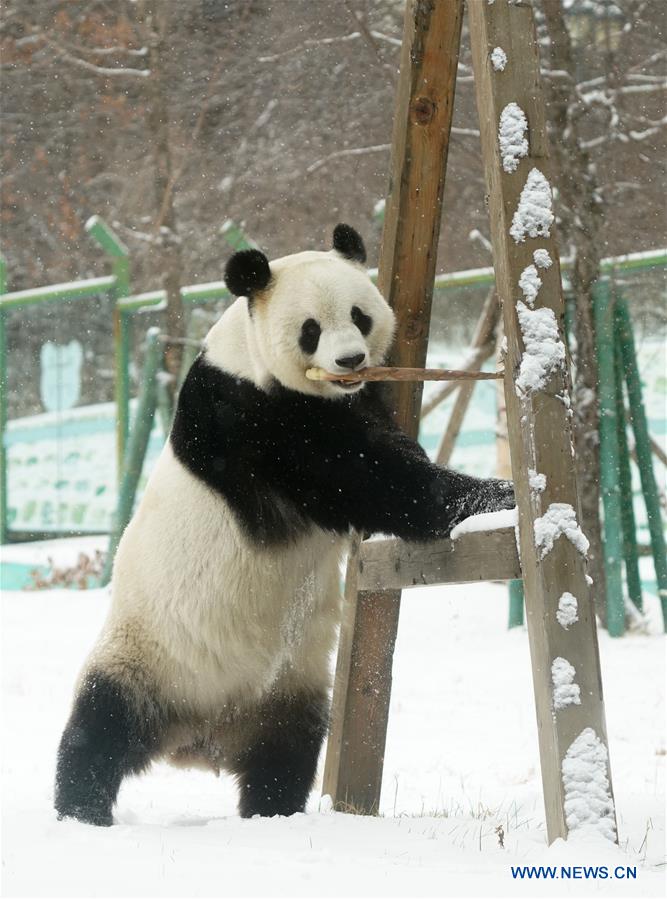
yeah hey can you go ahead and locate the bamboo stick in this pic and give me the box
[305,366,503,383]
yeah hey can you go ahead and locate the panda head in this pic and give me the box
[224,224,395,398]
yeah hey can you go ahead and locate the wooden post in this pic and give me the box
[469,0,616,843]
[322,0,465,813]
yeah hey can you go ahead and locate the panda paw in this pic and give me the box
[470,477,516,516]
[56,803,113,827]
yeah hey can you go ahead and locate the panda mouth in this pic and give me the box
[328,377,365,392]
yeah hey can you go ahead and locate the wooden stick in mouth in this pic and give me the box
[305,366,504,383]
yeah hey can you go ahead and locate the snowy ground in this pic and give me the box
[1,538,665,898]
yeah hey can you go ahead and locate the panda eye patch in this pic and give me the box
[351,305,373,337]
[299,318,322,355]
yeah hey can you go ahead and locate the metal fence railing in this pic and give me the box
[1,217,664,546]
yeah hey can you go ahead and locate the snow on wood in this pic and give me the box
[528,468,547,494]
[498,102,528,173]
[556,592,579,630]
[491,47,507,71]
[533,248,553,269]
[518,263,542,306]
[509,168,555,243]
[534,503,590,560]
[515,302,565,396]
[449,506,518,540]
[562,728,617,842]
[551,657,581,710]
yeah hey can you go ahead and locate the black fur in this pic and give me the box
[231,691,329,817]
[55,671,164,826]
[170,356,515,547]
[224,249,272,299]
[299,318,322,355]
[332,223,366,264]
[351,305,373,336]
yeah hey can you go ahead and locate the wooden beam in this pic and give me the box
[322,555,401,813]
[322,0,465,814]
[468,0,616,844]
[378,0,465,435]
[358,528,520,593]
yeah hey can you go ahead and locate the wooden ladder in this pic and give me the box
[322,0,617,846]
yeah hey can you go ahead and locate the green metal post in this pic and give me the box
[507,579,524,628]
[0,255,8,544]
[615,296,667,630]
[220,220,256,251]
[111,253,130,479]
[85,216,131,477]
[115,309,132,472]
[85,216,129,261]
[177,309,209,390]
[593,280,625,637]
[613,327,642,612]
[102,328,161,585]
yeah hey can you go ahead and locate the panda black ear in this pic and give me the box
[333,223,367,265]
[224,249,272,297]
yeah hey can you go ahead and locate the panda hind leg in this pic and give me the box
[55,669,164,826]
[231,690,329,818]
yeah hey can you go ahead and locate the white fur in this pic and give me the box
[80,246,395,766]
[93,443,345,711]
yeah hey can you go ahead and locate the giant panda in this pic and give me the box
[55,224,514,826]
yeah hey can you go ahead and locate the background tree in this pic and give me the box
[1,0,665,624]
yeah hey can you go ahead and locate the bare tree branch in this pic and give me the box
[258,32,363,64]
[39,33,149,79]
[306,143,390,175]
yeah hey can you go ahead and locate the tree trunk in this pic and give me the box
[541,0,608,626]
[142,2,184,392]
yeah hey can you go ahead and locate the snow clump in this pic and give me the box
[552,657,581,710]
[450,506,518,540]
[491,47,507,71]
[498,103,528,174]
[534,503,590,560]
[515,303,565,396]
[528,468,546,494]
[510,168,554,243]
[557,592,579,630]
[562,728,616,842]
[533,248,553,269]
[519,264,542,306]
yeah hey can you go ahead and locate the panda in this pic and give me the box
[55,224,514,826]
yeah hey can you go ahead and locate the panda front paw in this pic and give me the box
[466,477,516,518]
[488,478,516,512]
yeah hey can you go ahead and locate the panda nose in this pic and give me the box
[335,352,366,370]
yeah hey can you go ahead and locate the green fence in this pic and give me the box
[0,217,129,542]
[1,220,665,633]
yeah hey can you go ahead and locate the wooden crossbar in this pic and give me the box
[357,529,520,592]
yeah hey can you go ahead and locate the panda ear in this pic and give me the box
[333,223,367,265]
[224,249,272,297]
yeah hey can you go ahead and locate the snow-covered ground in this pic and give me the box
[1,538,664,898]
